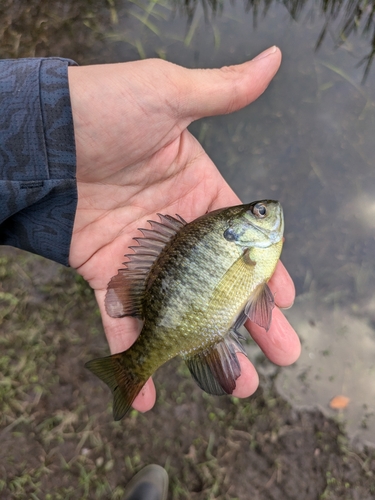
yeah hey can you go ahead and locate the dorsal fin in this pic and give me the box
[105,213,186,318]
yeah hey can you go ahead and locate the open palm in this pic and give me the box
[67,51,300,412]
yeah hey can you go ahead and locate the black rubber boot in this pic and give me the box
[123,464,169,500]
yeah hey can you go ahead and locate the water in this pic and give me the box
[99,0,375,448]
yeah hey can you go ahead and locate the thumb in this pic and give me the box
[177,46,282,120]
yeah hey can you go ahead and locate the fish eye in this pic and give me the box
[253,203,267,218]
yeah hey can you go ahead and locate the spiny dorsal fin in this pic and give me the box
[105,213,186,318]
[184,335,243,396]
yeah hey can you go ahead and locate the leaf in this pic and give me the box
[329,395,350,410]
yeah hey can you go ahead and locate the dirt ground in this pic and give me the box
[1,249,374,499]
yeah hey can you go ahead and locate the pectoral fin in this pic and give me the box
[244,282,275,331]
[185,336,243,396]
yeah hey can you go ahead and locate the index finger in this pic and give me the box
[268,260,295,309]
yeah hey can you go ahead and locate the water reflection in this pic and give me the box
[173,0,375,79]
[1,1,374,79]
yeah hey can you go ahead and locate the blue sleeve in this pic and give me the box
[0,57,78,266]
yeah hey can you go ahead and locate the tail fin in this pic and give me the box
[85,353,145,420]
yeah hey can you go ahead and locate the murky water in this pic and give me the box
[97,0,375,448]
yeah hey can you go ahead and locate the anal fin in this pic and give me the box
[185,336,243,396]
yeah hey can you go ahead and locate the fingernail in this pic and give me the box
[252,46,278,61]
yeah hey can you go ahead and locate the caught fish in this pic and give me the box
[86,200,284,420]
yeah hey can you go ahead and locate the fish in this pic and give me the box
[85,200,284,420]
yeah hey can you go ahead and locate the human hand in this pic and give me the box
[67,46,300,412]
